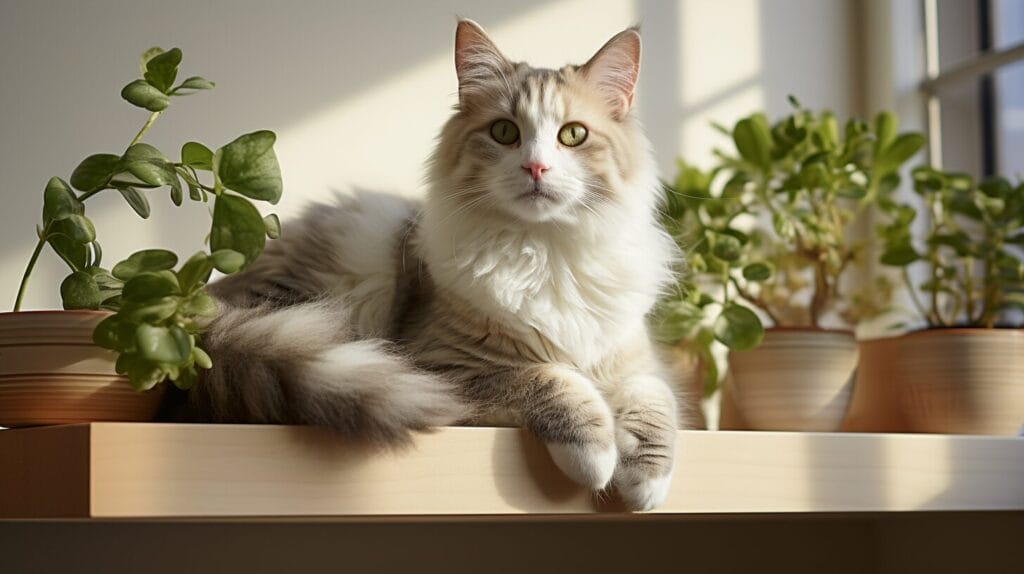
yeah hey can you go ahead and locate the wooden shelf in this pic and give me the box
[1,423,1022,519]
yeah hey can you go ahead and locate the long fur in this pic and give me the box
[181,20,693,510]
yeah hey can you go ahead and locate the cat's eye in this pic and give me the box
[490,119,520,145]
[558,122,588,147]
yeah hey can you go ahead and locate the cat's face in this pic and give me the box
[430,21,649,225]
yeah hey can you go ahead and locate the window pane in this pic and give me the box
[995,60,1024,175]
[938,79,985,177]
[992,0,1024,49]
[937,0,982,72]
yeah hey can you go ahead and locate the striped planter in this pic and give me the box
[848,329,1024,436]
[0,311,162,427]
[720,328,857,431]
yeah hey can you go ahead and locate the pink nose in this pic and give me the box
[522,161,550,181]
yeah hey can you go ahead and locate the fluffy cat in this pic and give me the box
[189,20,690,511]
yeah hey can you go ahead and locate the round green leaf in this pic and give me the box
[174,76,215,94]
[70,153,120,192]
[121,79,170,112]
[211,194,267,267]
[733,116,772,169]
[136,324,192,366]
[181,141,214,170]
[211,249,246,273]
[43,177,83,223]
[47,232,88,271]
[93,314,137,352]
[60,271,102,310]
[180,291,219,320]
[177,252,215,293]
[880,243,921,266]
[713,304,764,350]
[192,346,213,370]
[263,214,281,239]
[112,249,179,280]
[122,296,180,323]
[213,130,283,204]
[60,214,96,243]
[742,262,774,281]
[712,234,743,262]
[121,270,181,301]
[144,47,182,93]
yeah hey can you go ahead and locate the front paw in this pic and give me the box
[546,441,618,490]
[614,469,673,511]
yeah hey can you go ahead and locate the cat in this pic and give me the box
[189,20,690,511]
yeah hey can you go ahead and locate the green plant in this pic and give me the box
[11,47,283,391]
[877,167,1024,328]
[653,99,925,391]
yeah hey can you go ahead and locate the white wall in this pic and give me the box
[0,0,856,310]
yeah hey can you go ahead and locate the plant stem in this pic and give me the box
[13,236,47,312]
[129,111,161,148]
[902,267,929,325]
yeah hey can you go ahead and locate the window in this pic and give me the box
[922,0,1024,178]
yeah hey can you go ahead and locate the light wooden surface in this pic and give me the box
[1,423,1022,518]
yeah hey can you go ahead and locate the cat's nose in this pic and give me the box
[522,161,550,182]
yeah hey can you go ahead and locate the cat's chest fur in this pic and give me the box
[419,216,671,367]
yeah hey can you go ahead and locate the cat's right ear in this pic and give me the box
[455,19,509,101]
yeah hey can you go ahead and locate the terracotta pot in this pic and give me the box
[898,329,1024,435]
[0,310,163,427]
[722,328,857,431]
[841,338,911,433]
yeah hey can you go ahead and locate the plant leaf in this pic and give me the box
[174,76,215,94]
[136,324,192,365]
[211,249,246,273]
[177,252,215,293]
[213,130,283,204]
[263,214,281,239]
[210,194,267,267]
[181,142,214,170]
[60,271,102,310]
[713,304,764,350]
[742,262,774,281]
[42,177,83,223]
[121,79,170,112]
[144,47,182,93]
[733,116,772,170]
[121,270,181,301]
[47,232,88,271]
[93,314,137,352]
[116,186,151,218]
[112,249,179,281]
[70,154,120,192]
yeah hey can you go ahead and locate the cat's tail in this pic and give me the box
[189,299,469,445]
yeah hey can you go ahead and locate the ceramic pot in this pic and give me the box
[841,338,911,433]
[722,328,857,431]
[0,310,163,427]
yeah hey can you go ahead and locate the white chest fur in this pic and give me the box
[421,207,673,367]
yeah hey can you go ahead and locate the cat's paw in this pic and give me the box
[546,441,618,490]
[615,471,673,511]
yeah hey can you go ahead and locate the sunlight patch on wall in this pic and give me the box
[677,0,764,169]
[272,0,635,219]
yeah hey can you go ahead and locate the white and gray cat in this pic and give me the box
[187,20,692,511]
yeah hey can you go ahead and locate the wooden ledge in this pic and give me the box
[1,423,1022,519]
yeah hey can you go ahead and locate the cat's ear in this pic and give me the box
[455,19,510,101]
[582,28,641,119]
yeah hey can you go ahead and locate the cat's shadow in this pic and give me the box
[489,427,628,514]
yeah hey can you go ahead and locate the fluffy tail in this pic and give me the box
[188,299,468,445]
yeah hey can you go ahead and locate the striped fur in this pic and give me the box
[183,20,693,510]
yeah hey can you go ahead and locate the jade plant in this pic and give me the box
[653,98,925,389]
[877,167,1024,328]
[11,47,283,391]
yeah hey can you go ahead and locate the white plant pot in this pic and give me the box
[721,328,857,431]
[0,311,163,427]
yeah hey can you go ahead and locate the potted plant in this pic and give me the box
[0,47,283,427]
[656,98,924,431]
[847,167,1024,435]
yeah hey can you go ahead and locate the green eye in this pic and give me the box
[490,119,520,145]
[558,122,588,147]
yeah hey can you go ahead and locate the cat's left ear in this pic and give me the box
[582,27,641,120]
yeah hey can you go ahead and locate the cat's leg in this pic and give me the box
[607,373,679,511]
[465,365,618,490]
